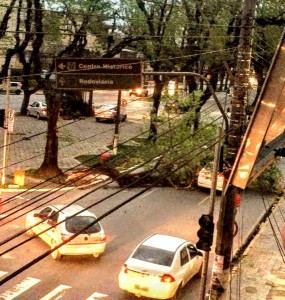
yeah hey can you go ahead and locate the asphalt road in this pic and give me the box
[0,183,269,299]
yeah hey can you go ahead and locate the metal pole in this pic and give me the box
[199,127,223,300]
[113,90,121,155]
[1,67,11,185]
[209,0,256,298]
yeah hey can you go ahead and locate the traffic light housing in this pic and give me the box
[275,148,285,157]
[0,109,5,128]
[196,214,214,252]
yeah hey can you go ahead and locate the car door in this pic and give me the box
[44,210,60,246]
[32,207,52,242]
[176,245,193,286]
[187,244,203,276]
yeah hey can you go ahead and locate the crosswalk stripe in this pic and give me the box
[0,277,41,300]
[0,271,8,278]
[86,291,108,299]
[40,285,71,300]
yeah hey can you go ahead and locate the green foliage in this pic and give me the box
[249,161,283,193]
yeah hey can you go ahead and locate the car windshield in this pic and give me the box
[131,245,175,267]
[65,216,101,234]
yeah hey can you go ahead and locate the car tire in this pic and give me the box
[26,221,34,236]
[15,90,21,95]
[122,115,127,122]
[27,110,30,117]
[51,240,62,260]
[36,113,41,120]
[95,118,100,122]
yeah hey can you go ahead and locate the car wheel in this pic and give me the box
[36,113,41,120]
[27,110,30,117]
[26,221,34,236]
[51,240,62,260]
[95,118,100,122]
[15,90,21,95]
[122,115,127,122]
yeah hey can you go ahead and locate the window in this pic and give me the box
[65,216,101,234]
[132,245,175,267]
[39,207,52,218]
[180,247,189,266]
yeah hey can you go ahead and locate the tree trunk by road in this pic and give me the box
[37,92,62,178]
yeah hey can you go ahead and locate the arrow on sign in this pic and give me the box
[58,77,66,86]
[58,63,66,70]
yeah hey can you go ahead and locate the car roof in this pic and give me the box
[50,204,95,217]
[142,234,188,252]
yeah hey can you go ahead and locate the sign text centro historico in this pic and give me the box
[55,58,142,90]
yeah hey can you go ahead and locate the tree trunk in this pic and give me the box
[37,93,62,178]
[148,75,164,142]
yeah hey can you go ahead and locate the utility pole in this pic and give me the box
[1,67,11,186]
[113,90,122,155]
[209,0,257,298]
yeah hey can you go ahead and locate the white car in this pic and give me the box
[27,101,47,119]
[94,104,127,122]
[0,81,23,95]
[25,204,107,260]
[197,164,225,192]
[118,234,203,299]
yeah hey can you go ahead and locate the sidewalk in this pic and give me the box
[231,159,285,300]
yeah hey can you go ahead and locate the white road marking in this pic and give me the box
[0,271,8,278]
[198,196,209,205]
[40,285,71,300]
[0,277,40,300]
[139,188,157,199]
[86,291,108,299]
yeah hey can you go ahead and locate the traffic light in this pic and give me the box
[0,109,5,128]
[275,148,285,157]
[196,214,214,252]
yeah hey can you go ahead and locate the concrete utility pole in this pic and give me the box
[209,0,257,298]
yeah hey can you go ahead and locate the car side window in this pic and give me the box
[49,211,59,223]
[187,244,198,259]
[39,207,52,218]
[180,246,190,266]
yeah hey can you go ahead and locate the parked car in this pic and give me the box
[118,234,203,299]
[129,87,149,98]
[27,101,47,119]
[0,81,23,95]
[25,204,107,260]
[197,163,225,191]
[94,104,127,122]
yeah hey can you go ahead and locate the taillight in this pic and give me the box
[61,233,71,242]
[121,264,128,274]
[100,233,107,241]
[160,274,175,283]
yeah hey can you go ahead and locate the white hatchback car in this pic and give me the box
[25,204,107,260]
[27,101,47,119]
[119,234,203,299]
